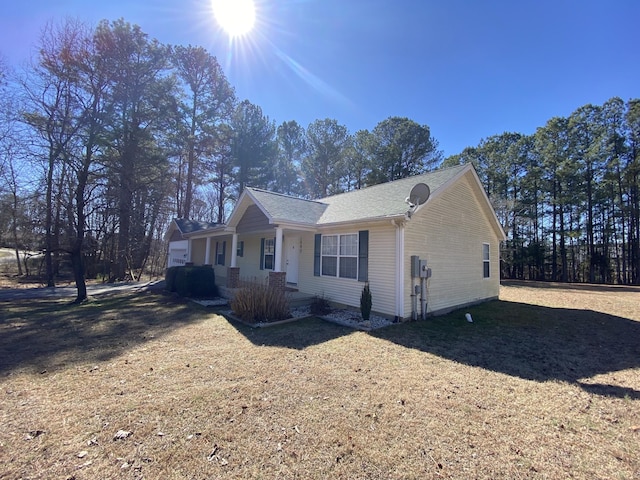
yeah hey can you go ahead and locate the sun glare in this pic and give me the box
[212,0,256,37]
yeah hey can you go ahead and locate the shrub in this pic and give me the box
[187,267,218,298]
[174,267,190,296]
[165,266,218,298]
[309,295,331,315]
[230,280,290,323]
[360,283,372,321]
[165,266,179,292]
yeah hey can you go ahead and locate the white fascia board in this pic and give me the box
[271,221,318,232]
[316,214,407,230]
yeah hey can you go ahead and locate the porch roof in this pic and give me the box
[173,218,220,234]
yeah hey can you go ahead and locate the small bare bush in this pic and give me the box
[309,294,331,315]
[230,279,290,323]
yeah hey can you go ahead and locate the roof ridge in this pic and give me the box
[247,186,327,205]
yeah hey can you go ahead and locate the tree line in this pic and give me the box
[0,18,638,302]
[0,18,441,302]
[444,98,640,285]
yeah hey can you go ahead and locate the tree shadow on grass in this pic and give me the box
[0,292,206,375]
[221,314,355,350]
[370,300,640,399]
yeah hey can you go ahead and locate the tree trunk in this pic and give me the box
[11,201,23,277]
[44,152,56,287]
[70,246,87,303]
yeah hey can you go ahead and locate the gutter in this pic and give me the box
[316,213,407,229]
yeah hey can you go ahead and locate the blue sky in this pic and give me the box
[1,0,638,157]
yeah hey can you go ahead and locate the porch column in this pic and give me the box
[204,237,212,265]
[274,227,284,272]
[231,233,238,267]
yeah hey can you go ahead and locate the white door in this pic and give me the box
[284,236,300,284]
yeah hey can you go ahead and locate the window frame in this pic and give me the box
[263,238,275,271]
[320,233,359,280]
[215,240,226,266]
[483,242,490,278]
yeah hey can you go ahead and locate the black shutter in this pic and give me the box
[260,238,265,270]
[221,241,226,266]
[214,242,219,265]
[313,234,321,276]
[358,230,369,282]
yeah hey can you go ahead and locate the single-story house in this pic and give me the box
[166,164,506,321]
[165,219,221,267]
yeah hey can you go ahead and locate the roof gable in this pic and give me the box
[228,188,327,227]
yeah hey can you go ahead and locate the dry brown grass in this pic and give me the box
[1,283,639,479]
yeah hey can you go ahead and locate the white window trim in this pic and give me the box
[483,242,490,278]
[321,233,359,280]
[263,238,275,271]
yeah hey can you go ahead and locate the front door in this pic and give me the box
[284,236,300,284]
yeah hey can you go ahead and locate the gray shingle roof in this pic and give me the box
[318,165,467,224]
[174,218,219,234]
[246,165,467,226]
[245,188,327,224]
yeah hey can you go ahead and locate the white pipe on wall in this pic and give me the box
[393,220,405,321]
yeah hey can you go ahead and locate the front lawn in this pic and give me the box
[1,283,638,479]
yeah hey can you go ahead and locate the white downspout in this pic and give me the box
[393,220,405,321]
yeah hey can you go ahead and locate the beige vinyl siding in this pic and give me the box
[190,238,207,265]
[235,235,270,283]
[297,225,397,317]
[404,171,501,316]
[211,235,231,283]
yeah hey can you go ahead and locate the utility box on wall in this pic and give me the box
[419,259,432,279]
[411,256,432,279]
[410,255,420,278]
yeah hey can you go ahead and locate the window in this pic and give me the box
[237,241,244,257]
[263,238,275,270]
[321,234,358,279]
[483,243,490,278]
[215,241,226,266]
[314,231,368,282]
